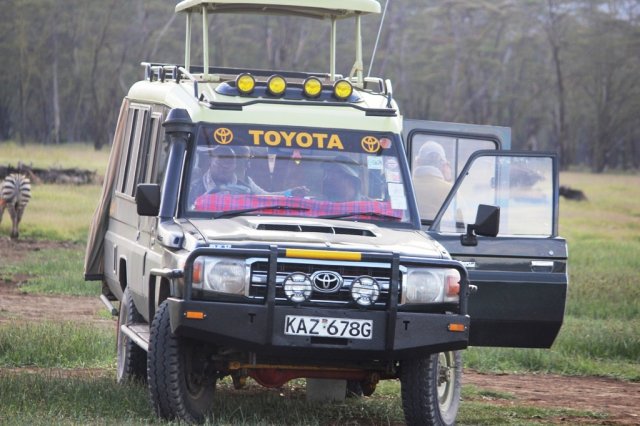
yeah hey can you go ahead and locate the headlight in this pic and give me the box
[401,268,460,304]
[193,257,249,296]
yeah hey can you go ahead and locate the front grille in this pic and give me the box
[249,260,394,308]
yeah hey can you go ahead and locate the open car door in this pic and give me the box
[405,121,567,348]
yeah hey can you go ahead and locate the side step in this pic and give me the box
[121,324,150,352]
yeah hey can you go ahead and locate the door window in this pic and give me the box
[435,153,556,236]
[410,134,496,223]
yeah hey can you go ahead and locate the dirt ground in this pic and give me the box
[1,238,639,424]
[0,238,105,324]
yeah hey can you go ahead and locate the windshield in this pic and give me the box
[185,124,412,224]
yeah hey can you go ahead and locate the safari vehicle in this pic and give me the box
[84,0,568,424]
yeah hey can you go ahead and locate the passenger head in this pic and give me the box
[208,145,236,184]
[416,141,452,181]
[323,155,361,202]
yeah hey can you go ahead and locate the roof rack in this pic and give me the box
[140,62,396,116]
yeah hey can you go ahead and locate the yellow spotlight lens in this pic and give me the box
[303,77,323,98]
[236,73,255,95]
[267,75,287,96]
[333,80,353,100]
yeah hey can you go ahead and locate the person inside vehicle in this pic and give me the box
[189,145,250,204]
[412,141,454,221]
[322,155,364,202]
[233,145,309,197]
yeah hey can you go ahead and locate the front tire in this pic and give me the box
[400,351,462,426]
[116,287,147,383]
[147,301,216,423]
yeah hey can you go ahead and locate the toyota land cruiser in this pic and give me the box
[84,1,568,424]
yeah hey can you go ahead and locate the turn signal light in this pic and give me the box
[267,75,287,96]
[446,277,460,296]
[448,323,466,332]
[192,259,203,284]
[185,311,206,320]
[236,73,256,95]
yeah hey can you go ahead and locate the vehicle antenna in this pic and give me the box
[367,0,390,78]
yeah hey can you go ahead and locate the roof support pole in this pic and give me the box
[184,12,192,72]
[202,5,209,79]
[330,17,336,81]
[350,14,364,87]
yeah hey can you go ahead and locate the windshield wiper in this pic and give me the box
[318,211,401,221]
[212,205,310,219]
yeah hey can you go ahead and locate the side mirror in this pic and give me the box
[136,184,161,217]
[461,204,500,246]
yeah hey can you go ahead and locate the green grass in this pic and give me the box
[0,141,110,172]
[1,184,103,241]
[0,142,105,241]
[0,375,606,425]
[0,374,151,425]
[0,322,114,368]
[0,246,101,296]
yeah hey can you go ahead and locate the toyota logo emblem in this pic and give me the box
[310,271,343,293]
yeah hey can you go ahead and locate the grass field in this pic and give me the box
[0,144,637,424]
[0,142,110,172]
[0,142,108,241]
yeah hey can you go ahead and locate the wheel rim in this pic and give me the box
[116,300,128,379]
[437,352,455,412]
[183,344,208,399]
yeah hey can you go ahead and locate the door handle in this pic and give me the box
[531,260,554,272]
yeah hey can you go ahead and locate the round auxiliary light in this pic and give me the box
[333,79,353,100]
[283,272,313,303]
[267,74,287,96]
[236,73,256,95]
[303,77,323,98]
[350,276,380,307]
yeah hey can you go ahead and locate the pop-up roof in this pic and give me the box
[175,0,381,18]
[175,0,382,84]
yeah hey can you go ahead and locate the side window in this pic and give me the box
[410,133,497,223]
[436,153,556,237]
[117,109,138,194]
[150,121,169,185]
[132,111,156,195]
[116,105,150,196]
[124,109,149,196]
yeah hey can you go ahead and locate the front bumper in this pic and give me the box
[169,299,469,360]
[166,245,470,361]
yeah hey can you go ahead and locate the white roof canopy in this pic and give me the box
[175,0,381,18]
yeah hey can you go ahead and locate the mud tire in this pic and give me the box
[400,351,462,426]
[147,301,216,424]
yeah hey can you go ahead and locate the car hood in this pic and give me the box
[186,216,446,259]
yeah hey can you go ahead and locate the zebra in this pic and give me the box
[0,173,32,239]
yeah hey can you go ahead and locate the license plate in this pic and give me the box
[284,315,373,340]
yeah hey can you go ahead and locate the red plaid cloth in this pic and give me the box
[193,194,403,221]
